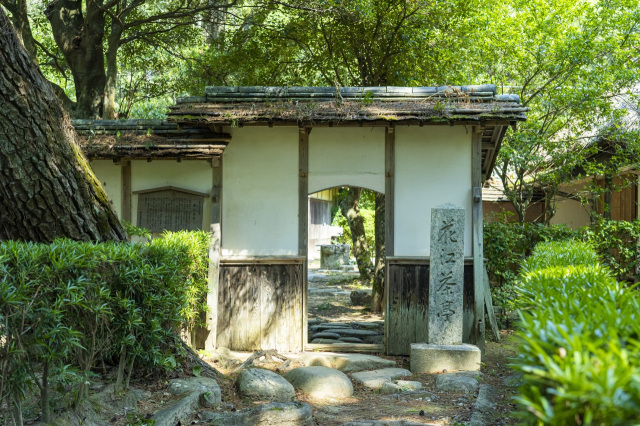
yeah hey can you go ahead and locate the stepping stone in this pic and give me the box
[311,338,340,344]
[236,368,295,402]
[307,318,322,326]
[300,353,396,373]
[435,372,479,394]
[312,332,341,339]
[309,288,340,295]
[201,402,312,426]
[380,380,423,394]
[351,368,412,389]
[284,366,353,398]
[338,337,364,343]
[318,322,351,328]
[326,328,378,337]
[310,324,353,332]
[352,321,382,330]
[363,335,384,344]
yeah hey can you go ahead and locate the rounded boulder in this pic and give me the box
[236,368,296,402]
[284,366,353,399]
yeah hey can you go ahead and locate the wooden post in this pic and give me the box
[384,126,395,354]
[472,127,486,354]
[121,160,131,222]
[299,128,310,346]
[204,157,222,351]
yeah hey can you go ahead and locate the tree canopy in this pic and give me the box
[2,0,639,218]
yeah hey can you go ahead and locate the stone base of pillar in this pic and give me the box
[410,343,481,374]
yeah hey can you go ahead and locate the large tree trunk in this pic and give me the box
[0,10,127,242]
[372,192,385,313]
[103,24,123,120]
[1,0,38,62]
[45,0,107,118]
[339,187,373,281]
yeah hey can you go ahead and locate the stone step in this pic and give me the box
[351,321,383,330]
[319,328,380,338]
[300,353,395,373]
[351,368,412,390]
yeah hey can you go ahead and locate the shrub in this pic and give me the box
[0,231,210,423]
[512,240,640,424]
[483,222,578,307]
[483,220,640,308]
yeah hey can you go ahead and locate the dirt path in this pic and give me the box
[205,331,521,425]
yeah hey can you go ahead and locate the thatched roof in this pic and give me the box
[168,85,527,126]
[73,85,526,179]
[73,119,229,160]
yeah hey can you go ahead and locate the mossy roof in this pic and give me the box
[168,85,527,126]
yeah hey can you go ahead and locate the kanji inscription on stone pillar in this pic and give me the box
[428,204,465,345]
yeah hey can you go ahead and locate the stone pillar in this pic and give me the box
[428,204,465,345]
[410,204,480,373]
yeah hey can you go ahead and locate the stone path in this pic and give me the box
[307,267,384,344]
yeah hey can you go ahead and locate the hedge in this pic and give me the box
[0,231,209,424]
[484,219,640,307]
[512,240,640,424]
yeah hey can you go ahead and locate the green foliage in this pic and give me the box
[201,0,482,87]
[582,219,640,281]
[484,220,640,308]
[0,232,210,421]
[484,0,640,223]
[511,240,640,424]
[483,222,577,307]
[332,205,375,260]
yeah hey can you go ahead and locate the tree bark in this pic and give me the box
[371,192,385,313]
[0,11,127,242]
[1,0,38,62]
[44,0,106,118]
[103,23,123,119]
[339,187,373,281]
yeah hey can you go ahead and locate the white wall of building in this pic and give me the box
[550,199,591,228]
[90,160,122,218]
[309,127,385,193]
[131,160,213,229]
[550,181,592,229]
[394,126,472,257]
[222,127,299,256]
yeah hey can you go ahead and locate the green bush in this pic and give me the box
[512,240,640,424]
[0,231,210,423]
[483,222,578,307]
[483,220,640,308]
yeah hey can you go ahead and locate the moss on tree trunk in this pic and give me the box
[0,11,127,242]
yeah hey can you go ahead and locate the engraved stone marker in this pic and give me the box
[428,203,465,345]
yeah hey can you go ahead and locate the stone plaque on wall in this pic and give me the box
[135,187,206,233]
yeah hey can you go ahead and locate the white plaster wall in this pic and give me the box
[394,126,472,257]
[309,127,385,193]
[89,160,122,218]
[549,198,590,229]
[131,160,212,229]
[222,127,299,256]
[551,180,591,229]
